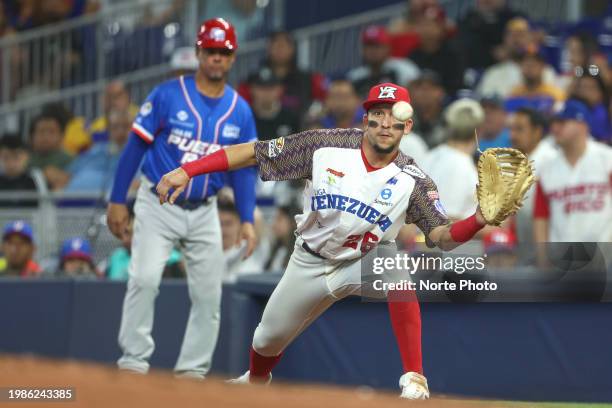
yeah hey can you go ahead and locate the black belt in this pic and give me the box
[301,242,326,260]
[150,187,213,211]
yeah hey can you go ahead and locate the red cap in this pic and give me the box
[483,229,517,253]
[196,18,237,51]
[361,25,391,45]
[362,82,411,111]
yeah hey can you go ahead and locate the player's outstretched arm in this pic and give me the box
[156,142,257,204]
[428,206,487,251]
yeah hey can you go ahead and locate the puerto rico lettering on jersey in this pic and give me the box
[167,131,222,164]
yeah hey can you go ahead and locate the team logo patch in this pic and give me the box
[177,110,189,121]
[427,191,439,200]
[267,137,285,158]
[378,86,397,99]
[210,27,226,41]
[326,168,345,178]
[380,188,393,200]
[140,102,152,116]
[434,199,447,216]
[402,165,426,179]
[222,123,240,139]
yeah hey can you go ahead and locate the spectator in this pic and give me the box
[572,68,612,143]
[408,70,446,148]
[169,46,199,77]
[476,17,557,98]
[421,98,484,220]
[458,0,523,69]
[263,205,299,272]
[509,107,556,246]
[506,47,565,113]
[319,79,363,129]
[29,113,72,191]
[248,67,299,141]
[483,228,517,268]
[105,209,183,280]
[241,31,327,117]
[88,80,139,145]
[0,220,41,278]
[534,100,612,243]
[64,109,132,193]
[41,102,89,156]
[347,25,420,98]
[58,237,98,278]
[399,130,429,166]
[0,134,45,207]
[409,5,464,95]
[557,32,600,91]
[477,96,511,150]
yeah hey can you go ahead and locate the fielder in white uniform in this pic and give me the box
[158,83,497,398]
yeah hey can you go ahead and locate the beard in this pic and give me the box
[371,142,396,154]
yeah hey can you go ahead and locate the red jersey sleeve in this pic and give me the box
[533,181,550,219]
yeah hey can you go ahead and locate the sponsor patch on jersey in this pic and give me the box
[177,110,189,121]
[268,137,285,158]
[222,123,241,139]
[326,168,345,178]
[380,188,393,200]
[427,191,439,201]
[387,177,398,185]
[402,164,426,179]
[140,102,152,116]
[434,199,447,216]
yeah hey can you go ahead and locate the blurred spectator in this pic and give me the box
[572,68,612,143]
[483,228,517,268]
[458,0,523,69]
[104,209,183,280]
[319,79,363,129]
[346,25,420,98]
[0,220,41,278]
[263,205,299,272]
[477,96,511,150]
[0,134,45,207]
[41,102,89,156]
[3,0,99,30]
[64,109,132,193]
[241,31,327,117]
[87,80,139,145]
[421,98,484,220]
[509,107,556,245]
[409,5,464,95]
[476,17,556,98]
[399,130,429,166]
[29,113,72,191]
[248,67,299,141]
[58,237,98,278]
[534,100,612,243]
[506,47,565,113]
[557,32,600,91]
[169,46,199,77]
[408,70,446,148]
[387,0,455,58]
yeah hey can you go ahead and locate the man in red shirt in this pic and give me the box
[0,221,42,278]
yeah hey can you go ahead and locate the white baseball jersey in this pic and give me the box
[254,128,450,261]
[534,139,612,242]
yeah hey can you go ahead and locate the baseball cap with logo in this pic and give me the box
[61,237,93,263]
[2,220,34,242]
[248,67,281,86]
[361,25,391,45]
[196,18,237,51]
[555,99,591,124]
[363,82,411,111]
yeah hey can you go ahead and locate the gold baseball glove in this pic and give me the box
[476,148,535,226]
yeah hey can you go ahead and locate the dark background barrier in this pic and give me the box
[1,276,611,402]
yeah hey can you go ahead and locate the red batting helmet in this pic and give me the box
[362,82,411,111]
[196,18,237,51]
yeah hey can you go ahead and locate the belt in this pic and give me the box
[150,187,213,211]
[301,242,327,260]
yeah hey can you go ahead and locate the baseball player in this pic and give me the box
[106,18,258,378]
[157,83,492,398]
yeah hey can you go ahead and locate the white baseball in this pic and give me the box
[392,101,414,121]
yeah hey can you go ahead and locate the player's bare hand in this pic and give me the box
[239,222,257,259]
[475,205,487,226]
[157,168,190,204]
[107,203,130,239]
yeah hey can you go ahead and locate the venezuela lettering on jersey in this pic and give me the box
[310,193,392,232]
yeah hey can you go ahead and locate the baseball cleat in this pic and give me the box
[399,372,430,400]
[226,370,272,385]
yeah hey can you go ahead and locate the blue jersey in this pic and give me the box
[131,75,258,202]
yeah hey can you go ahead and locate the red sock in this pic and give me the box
[250,347,282,379]
[387,289,423,374]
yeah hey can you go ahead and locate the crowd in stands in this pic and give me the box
[1,0,612,279]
